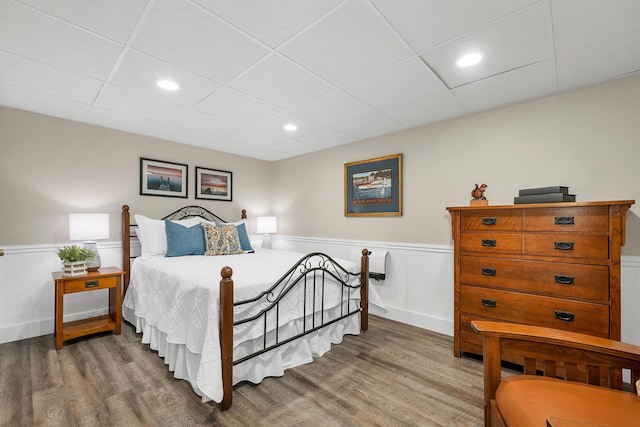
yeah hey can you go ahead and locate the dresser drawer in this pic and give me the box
[524,234,609,259]
[460,256,609,302]
[460,233,522,255]
[460,285,610,337]
[64,276,117,293]
[461,210,522,231]
[524,207,609,232]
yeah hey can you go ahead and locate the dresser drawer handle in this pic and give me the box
[554,241,574,251]
[554,274,575,285]
[85,280,99,289]
[555,216,575,225]
[554,310,574,322]
[481,268,497,276]
[482,217,497,225]
[481,298,497,308]
[481,239,496,247]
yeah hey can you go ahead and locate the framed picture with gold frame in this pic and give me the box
[344,153,402,217]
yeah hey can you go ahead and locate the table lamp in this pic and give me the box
[256,216,277,249]
[69,213,109,271]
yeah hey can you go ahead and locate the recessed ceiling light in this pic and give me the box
[155,79,179,91]
[283,124,298,131]
[456,53,483,68]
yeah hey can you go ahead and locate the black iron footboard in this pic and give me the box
[218,249,370,410]
[233,252,365,365]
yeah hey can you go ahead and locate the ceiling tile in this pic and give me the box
[195,87,284,125]
[14,0,148,43]
[95,84,187,123]
[291,89,376,127]
[170,110,245,139]
[0,1,123,80]
[85,107,165,135]
[371,0,537,53]
[421,3,550,89]
[154,125,217,148]
[1,84,91,122]
[192,0,342,48]
[294,126,358,148]
[2,0,639,161]
[279,0,413,86]
[552,0,640,55]
[242,147,291,161]
[132,0,270,83]
[110,50,221,107]
[556,33,640,91]
[255,112,329,139]
[336,112,406,140]
[267,139,322,157]
[229,54,332,109]
[224,126,287,147]
[342,56,447,110]
[453,60,557,112]
[0,51,103,105]
[383,91,466,128]
[207,137,262,156]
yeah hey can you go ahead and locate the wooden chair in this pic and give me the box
[471,320,640,427]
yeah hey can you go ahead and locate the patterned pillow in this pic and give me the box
[202,223,243,256]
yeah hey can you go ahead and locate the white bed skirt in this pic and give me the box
[123,305,362,403]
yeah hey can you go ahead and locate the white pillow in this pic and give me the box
[134,214,201,257]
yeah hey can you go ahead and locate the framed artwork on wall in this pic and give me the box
[140,158,188,198]
[195,167,232,201]
[344,153,402,217]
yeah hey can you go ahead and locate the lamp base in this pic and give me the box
[261,234,272,249]
[83,241,101,271]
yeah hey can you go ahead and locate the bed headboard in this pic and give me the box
[121,205,247,293]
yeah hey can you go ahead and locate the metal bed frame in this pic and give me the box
[121,205,369,409]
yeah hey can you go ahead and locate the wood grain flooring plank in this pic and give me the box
[0,339,34,427]
[1,316,490,426]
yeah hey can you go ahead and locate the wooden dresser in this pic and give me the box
[446,200,634,359]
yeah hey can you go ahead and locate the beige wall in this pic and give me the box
[272,73,640,256]
[0,107,272,245]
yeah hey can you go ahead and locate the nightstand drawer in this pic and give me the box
[460,233,522,254]
[524,207,609,232]
[461,210,522,231]
[64,276,116,293]
[524,234,609,259]
[460,256,609,302]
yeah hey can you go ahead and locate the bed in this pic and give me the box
[120,205,386,409]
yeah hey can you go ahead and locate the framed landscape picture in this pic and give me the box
[196,167,232,201]
[344,153,402,217]
[140,158,188,198]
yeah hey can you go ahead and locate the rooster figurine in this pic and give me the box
[471,183,488,200]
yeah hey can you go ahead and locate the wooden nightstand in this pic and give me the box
[52,266,124,349]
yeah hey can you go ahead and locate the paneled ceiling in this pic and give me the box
[1,0,639,161]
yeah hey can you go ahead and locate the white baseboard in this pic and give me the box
[381,306,454,337]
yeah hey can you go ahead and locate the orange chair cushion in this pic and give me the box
[495,375,640,427]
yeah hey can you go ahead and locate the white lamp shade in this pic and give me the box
[256,216,277,234]
[69,213,110,241]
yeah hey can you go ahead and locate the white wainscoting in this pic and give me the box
[1,238,639,347]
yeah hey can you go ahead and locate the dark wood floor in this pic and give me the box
[0,316,490,426]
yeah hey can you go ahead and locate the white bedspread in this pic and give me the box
[122,249,386,403]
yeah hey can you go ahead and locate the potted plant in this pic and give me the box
[57,245,95,276]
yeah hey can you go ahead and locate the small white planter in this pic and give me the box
[62,261,87,277]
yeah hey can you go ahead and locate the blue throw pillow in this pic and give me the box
[235,223,254,253]
[165,220,206,257]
